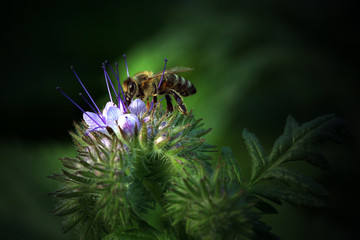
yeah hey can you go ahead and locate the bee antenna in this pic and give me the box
[123,54,130,78]
[56,87,103,128]
[157,58,168,89]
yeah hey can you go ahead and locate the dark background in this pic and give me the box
[2,0,359,239]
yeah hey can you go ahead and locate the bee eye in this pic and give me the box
[128,82,136,93]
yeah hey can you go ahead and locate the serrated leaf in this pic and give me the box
[220,147,243,184]
[252,196,278,214]
[242,129,268,180]
[263,166,327,195]
[284,150,331,170]
[269,114,337,165]
[253,185,327,207]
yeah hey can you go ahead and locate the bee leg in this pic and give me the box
[146,99,150,110]
[165,94,173,112]
[170,90,187,115]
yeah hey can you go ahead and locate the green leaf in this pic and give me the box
[220,147,243,184]
[51,203,81,216]
[139,120,149,148]
[284,150,331,170]
[194,128,212,138]
[252,196,278,214]
[62,170,92,184]
[242,129,268,180]
[102,229,156,240]
[269,114,338,165]
[263,166,327,195]
[62,215,85,233]
[253,185,327,207]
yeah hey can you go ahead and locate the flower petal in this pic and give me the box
[83,112,105,129]
[107,107,122,121]
[102,102,117,117]
[128,99,146,116]
[105,119,122,138]
[118,114,141,136]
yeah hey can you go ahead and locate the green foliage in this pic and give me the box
[51,112,344,239]
[244,114,344,207]
[50,109,213,239]
[165,163,275,240]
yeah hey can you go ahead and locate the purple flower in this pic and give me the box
[128,99,146,116]
[82,100,146,137]
[118,114,141,136]
[57,61,148,138]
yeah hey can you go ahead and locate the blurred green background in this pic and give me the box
[2,0,359,239]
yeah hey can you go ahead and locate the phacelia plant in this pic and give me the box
[51,56,345,240]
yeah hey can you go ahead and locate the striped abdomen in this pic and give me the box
[158,74,196,97]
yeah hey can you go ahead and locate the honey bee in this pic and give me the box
[122,67,196,115]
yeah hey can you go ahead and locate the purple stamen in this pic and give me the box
[56,87,103,128]
[105,61,127,111]
[79,93,106,124]
[123,54,130,78]
[102,65,113,103]
[71,66,102,115]
[102,65,119,101]
[157,58,168,89]
[115,62,120,78]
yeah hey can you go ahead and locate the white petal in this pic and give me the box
[83,112,104,129]
[102,102,117,117]
[118,114,141,136]
[107,107,122,121]
[128,99,146,115]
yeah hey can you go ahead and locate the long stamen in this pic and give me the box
[102,65,113,103]
[71,66,102,115]
[102,65,119,101]
[115,62,122,106]
[56,87,103,128]
[105,61,126,111]
[123,54,130,78]
[157,58,168,89]
[79,93,106,124]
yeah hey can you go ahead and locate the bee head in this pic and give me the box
[122,77,138,106]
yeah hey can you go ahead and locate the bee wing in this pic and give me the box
[150,67,193,78]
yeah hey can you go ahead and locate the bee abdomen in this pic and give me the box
[169,74,196,97]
